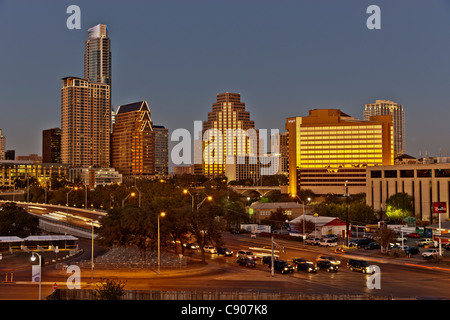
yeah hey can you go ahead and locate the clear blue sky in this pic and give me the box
[1,0,450,159]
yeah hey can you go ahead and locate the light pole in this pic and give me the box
[66,186,79,223]
[291,194,307,246]
[30,252,42,300]
[158,212,166,275]
[122,192,136,208]
[183,189,212,212]
[345,180,350,247]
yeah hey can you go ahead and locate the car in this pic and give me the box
[444,243,450,251]
[319,239,338,247]
[405,246,420,255]
[394,245,409,252]
[347,259,376,274]
[422,248,439,259]
[350,238,372,248]
[295,260,318,273]
[316,255,341,266]
[237,257,256,268]
[305,237,321,245]
[365,242,381,250]
[407,232,421,238]
[203,245,217,254]
[262,255,279,264]
[268,259,295,274]
[217,247,233,256]
[185,243,199,250]
[323,234,338,241]
[416,238,438,247]
[236,250,257,260]
[230,229,240,234]
[316,260,339,272]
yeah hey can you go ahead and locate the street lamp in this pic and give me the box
[122,192,136,208]
[66,186,79,223]
[291,194,306,246]
[158,212,166,275]
[30,252,42,300]
[183,189,212,212]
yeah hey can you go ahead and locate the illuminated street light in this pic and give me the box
[122,192,136,208]
[30,252,42,300]
[158,212,166,275]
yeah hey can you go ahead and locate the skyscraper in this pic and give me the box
[42,128,62,163]
[0,129,5,160]
[202,92,257,177]
[84,24,111,86]
[110,101,155,179]
[364,100,404,157]
[153,125,169,176]
[286,109,394,196]
[61,77,111,168]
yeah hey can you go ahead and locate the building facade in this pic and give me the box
[110,101,155,180]
[286,109,394,196]
[364,100,404,157]
[84,24,111,86]
[153,125,169,177]
[202,92,257,177]
[366,161,450,223]
[42,128,62,163]
[61,76,111,168]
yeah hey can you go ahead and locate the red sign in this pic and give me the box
[432,202,447,214]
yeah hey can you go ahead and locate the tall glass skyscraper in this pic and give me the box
[364,100,404,157]
[84,24,111,86]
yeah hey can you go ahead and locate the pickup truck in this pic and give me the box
[416,238,438,247]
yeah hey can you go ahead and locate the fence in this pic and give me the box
[47,289,400,300]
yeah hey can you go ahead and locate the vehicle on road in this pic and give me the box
[305,237,321,245]
[316,260,339,272]
[319,239,338,247]
[203,245,217,254]
[365,242,381,250]
[185,243,199,250]
[236,250,257,260]
[422,248,439,259]
[316,255,341,266]
[407,233,421,238]
[268,259,295,274]
[217,247,233,256]
[416,238,438,247]
[405,247,420,255]
[262,255,279,264]
[295,260,318,273]
[237,257,256,268]
[347,259,376,274]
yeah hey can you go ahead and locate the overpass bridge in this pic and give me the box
[229,185,288,197]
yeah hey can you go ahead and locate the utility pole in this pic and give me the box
[345,180,350,247]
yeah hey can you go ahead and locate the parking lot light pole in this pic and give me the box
[30,252,42,300]
[158,212,166,275]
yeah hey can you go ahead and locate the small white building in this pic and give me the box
[288,215,347,238]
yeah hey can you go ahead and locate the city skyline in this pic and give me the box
[1,1,450,160]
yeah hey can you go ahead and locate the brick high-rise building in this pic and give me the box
[61,77,111,168]
[110,101,155,179]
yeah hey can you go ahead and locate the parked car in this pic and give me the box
[365,242,381,250]
[203,245,217,254]
[316,255,341,266]
[230,229,240,234]
[407,232,421,238]
[295,260,318,273]
[349,238,372,248]
[237,257,256,268]
[217,247,233,256]
[236,250,257,260]
[347,259,376,274]
[316,260,339,272]
[444,243,450,251]
[319,239,338,247]
[323,234,338,241]
[416,238,438,247]
[422,248,439,259]
[305,237,321,245]
[268,259,295,274]
[405,246,420,255]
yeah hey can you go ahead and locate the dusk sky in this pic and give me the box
[1,0,450,161]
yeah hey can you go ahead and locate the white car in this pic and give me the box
[422,248,439,259]
[203,245,217,254]
[236,250,257,260]
[319,239,338,247]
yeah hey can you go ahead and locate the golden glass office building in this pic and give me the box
[286,109,394,196]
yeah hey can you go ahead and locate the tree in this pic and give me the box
[375,225,397,254]
[385,193,413,221]
[95,278,126,300]
[0,202,39,237]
